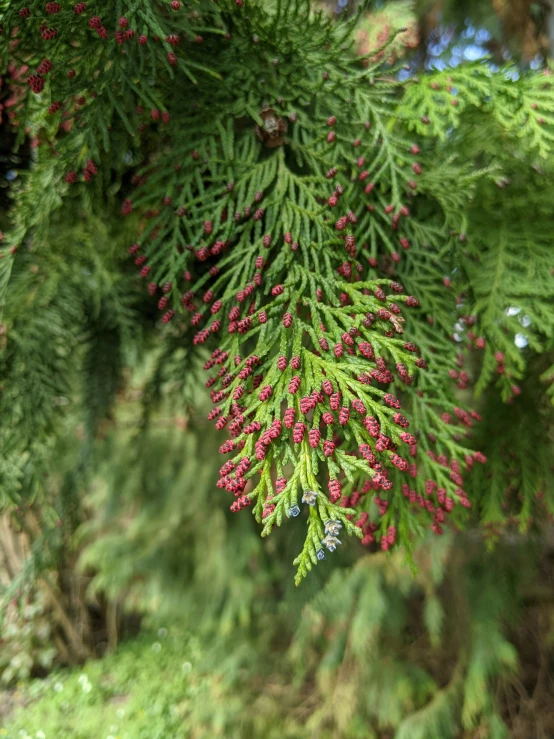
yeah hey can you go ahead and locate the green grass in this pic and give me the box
[1,625,250,739]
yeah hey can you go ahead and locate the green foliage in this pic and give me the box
[2,536,539,739]
[0,1,552,588]
[288,536,523,737]
[3,625,259,739]
[0,592,56,686]
[354,0,419,64]
[0,4,553,738]
[0,194,141,507]
[399,63,554,157]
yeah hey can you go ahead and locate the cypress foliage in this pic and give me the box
[0,0,553,595]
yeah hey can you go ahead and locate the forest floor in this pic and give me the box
[2,589,554,738]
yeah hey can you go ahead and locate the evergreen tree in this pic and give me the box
[0,5,553,735]
[1,1,553,587]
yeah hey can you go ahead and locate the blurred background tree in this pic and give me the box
[327,0,554,64]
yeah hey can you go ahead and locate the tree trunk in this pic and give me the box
[546,1,554,59]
